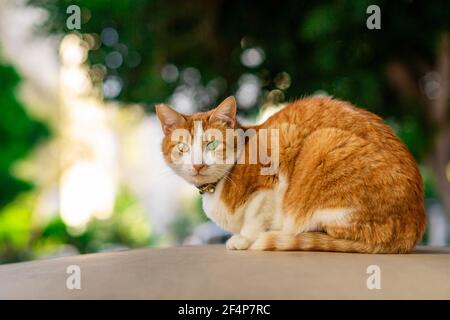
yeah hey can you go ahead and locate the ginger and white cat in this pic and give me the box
[156,96,426,253]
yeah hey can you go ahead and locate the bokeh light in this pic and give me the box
[101,27,119,47]
[236,74,261,109]
[240,47,265,68]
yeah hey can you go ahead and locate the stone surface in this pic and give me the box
[1,245,449,299]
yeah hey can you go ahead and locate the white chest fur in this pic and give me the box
[201,176,289,235]
[201,175,351,237]
[201,179,243,234]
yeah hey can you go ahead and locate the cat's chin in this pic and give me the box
[190,177,213,186]
[188,174,221,186]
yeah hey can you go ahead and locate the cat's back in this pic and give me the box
[259,97,409,154]
[261,96,389,142]
[258,96,420,178]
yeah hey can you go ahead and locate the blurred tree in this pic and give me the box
[386,34,450,220]
[0,62,48,209]
[0,61,48,262]
[33,0,450,216]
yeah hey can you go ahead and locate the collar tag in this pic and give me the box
[197,183,217,195]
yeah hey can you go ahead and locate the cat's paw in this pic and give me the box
[226,235,252,250]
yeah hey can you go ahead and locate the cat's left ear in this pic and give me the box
[209,96,237,127]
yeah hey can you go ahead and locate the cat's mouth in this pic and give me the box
[191,172,207,177]
[190,172,216,185]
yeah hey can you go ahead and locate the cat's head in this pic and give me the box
[156,96,241,186]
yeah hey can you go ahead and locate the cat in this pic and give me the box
[156,96,426,253]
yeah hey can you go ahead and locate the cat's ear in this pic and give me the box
[155,104,186,135]
[209,96,237,127]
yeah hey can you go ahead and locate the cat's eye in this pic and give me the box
[206,140,219,151]
[177,142,189,153]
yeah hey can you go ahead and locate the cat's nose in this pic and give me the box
[192,164,206,172]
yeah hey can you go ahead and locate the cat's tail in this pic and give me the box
[249,231,408,254]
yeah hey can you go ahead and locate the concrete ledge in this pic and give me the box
[0,245,449,299]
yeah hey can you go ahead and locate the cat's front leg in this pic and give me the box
[226,235,252,250]
[226,196,270,250]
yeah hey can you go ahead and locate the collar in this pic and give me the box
[196,180,220,195]
[197,163,235,195]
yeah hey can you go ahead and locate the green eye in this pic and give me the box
[207,140,219,150]
[177,142,189,153]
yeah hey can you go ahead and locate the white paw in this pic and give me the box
[226,235,252,250]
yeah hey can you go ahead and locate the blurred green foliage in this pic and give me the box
[0,61,48,263]
[0,63,48,209]
[0,188,155,264]
[38,189,155,253]
[34,0,450,159]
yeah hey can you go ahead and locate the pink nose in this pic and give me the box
[192,164,206,172]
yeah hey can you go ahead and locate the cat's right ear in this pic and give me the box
[209,96,237,127]
[155,104,186,135]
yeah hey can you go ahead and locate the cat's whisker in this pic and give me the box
[221,175,237,189]
[213,168,238,188]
